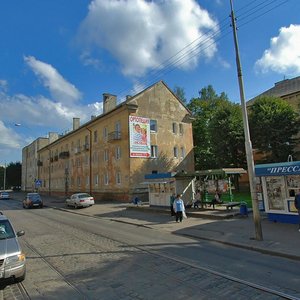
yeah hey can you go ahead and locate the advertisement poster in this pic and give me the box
[129,116,151,158]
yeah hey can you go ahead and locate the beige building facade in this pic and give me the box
[36,81,195,201]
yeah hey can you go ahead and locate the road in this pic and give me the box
[0,197,299,299]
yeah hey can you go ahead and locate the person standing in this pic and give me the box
[170,193,176,216]
[294,191,300,232]
[173,194,185,222]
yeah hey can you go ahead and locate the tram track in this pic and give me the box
[17,208,300,300]
[1,201,299,299]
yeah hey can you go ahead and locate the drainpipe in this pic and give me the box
[85,127,92,195]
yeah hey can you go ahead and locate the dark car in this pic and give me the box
[23,193,43,209]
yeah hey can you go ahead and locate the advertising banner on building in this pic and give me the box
[129,116,151,158]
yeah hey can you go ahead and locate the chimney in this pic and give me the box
[48,132,59,143]
[73,117,80,130]
[103,93,117,114]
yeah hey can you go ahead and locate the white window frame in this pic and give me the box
[104,172,109,185]
[151,145,158,158]
[94,174,99,186]
[104,149,109,162]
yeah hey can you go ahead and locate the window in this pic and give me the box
[179,123,183,135]
[94,174,99,186]
[173,147,178,158]
[77,176,81,187]
[115,121,121,133]
[104,172,109,185]
[104,149,109,161]
[85,154,89,165]
[103,127,108,140]
[150,120,157,132]
[116,172,121,185]
[181,147,185,158]
[116,146,121,160]
[94,130,98,143]
[151,145,158,158]
[172,122,177,134]
[86,176,89,186]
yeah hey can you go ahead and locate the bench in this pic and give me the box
[221,201,240,211]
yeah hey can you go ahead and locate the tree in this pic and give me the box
[173,86,186,103]
[0,162,22,190]
[187,85,246,169]
[248,96,300,162]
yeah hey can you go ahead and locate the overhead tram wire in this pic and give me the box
[114,0,291,102]
[117,18,232,101]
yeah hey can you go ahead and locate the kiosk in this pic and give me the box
[143,172,195,207]
[255,161,299,224]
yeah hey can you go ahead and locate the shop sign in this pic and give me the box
[255,161,300,176]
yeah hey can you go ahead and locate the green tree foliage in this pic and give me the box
[0,162,21,190]
[187,85,246,169]
[248,96,300,162]
[173,85,186,103]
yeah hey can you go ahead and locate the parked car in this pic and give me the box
[66,193,94,208]
[23,193,43,209]
[0,192,10,200]
[0,212,26,282]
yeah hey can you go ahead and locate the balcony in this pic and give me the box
[59,151,70,159]
[107,131,121,142]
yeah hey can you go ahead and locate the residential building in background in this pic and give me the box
[30,81,194,201]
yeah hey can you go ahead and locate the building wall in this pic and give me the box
[21,137,49,191]
[37,81,194,202]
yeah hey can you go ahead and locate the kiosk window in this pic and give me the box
[265,176,285,210]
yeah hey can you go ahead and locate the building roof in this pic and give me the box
[247,76,300,106]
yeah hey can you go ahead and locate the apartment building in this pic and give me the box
[22,137,50,191]
[36,81,195,201]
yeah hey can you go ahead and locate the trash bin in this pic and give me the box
[240,202,248,216]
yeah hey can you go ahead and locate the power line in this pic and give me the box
[113,0,291,101]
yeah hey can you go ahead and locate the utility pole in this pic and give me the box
[230,0,263,240]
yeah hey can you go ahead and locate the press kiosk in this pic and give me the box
[255,161,300,224]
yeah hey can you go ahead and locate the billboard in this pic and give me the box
[129,116,151,158]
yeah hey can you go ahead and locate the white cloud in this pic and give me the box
[0,80,8,92]
[0,57,104,163]
[24,56,82,105]
[78,0,219,76]
[0,121,21,149]
[255,24,300,75]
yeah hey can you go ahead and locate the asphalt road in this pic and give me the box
[0,198,299,299]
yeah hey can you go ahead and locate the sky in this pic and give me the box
[0,0,300,165]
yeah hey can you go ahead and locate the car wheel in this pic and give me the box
[15,271,26,283]
[74,203,78,209]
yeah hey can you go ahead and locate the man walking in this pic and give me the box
[173,194,185,223]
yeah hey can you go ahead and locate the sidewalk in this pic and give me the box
[18,192,300,261]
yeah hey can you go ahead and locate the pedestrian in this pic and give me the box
[193,189,201,209]
[173,194,185,222]
[170,193,176,216]
[294,191,300,232]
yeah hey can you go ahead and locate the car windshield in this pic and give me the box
[29,194,41,201]
[0,220,15,240]
[78,194,91,199]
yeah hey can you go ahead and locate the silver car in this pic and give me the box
[66,193,95,209]
[0,212,26,282]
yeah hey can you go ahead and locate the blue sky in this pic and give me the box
[0,0,300,165]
